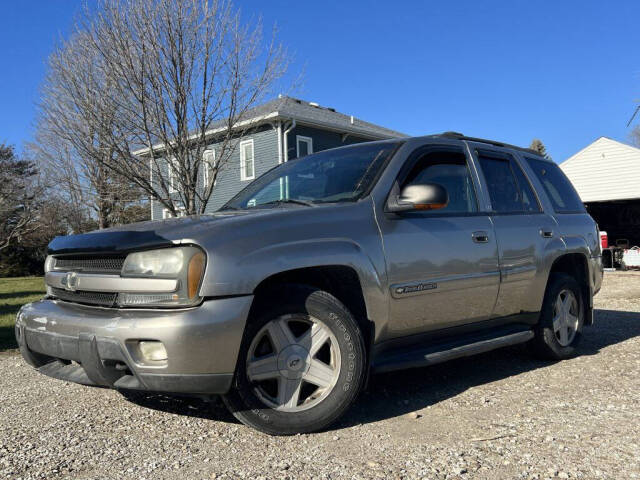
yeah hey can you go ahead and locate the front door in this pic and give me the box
[378,144,501,339]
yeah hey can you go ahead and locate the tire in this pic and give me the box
[222,284,367,435]
[530,273,584,360]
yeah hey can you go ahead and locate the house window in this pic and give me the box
[240,139,255,181]
[202,149,216,188]
[296,136,313,158]
[162,207,186,219]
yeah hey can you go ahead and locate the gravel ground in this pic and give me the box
[1,272,639,480]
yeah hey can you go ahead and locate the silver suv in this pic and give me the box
[16,133,603,435]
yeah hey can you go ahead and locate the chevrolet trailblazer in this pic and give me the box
[16,133,603,435]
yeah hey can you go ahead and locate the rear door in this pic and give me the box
[469,145,557,318]
[378,142,500,339]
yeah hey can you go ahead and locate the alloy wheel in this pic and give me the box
[552,289,580,347]
[246,314,341,412]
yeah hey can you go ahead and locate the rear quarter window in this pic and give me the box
[525,157,585,213]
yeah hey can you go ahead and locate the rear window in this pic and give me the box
[525,157,585,213]
[478,155,540,213]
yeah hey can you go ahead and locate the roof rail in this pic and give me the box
[437,132,540,156]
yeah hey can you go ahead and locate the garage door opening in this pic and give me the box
[586,200,640,247]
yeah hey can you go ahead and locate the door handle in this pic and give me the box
[472,231,489,243]
[540,229,554,238]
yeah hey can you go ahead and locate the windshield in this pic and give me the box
[221,142,400,210]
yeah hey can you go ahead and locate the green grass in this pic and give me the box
[0,277,45,351]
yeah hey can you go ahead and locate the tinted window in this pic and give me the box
[525,157,585,213]
[510,160,541,212]
[402,150,477,214]
[478,156,523,212]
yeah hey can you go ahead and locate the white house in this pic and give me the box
[560,137,640,247]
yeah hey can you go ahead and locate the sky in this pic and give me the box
[1,0,639,162]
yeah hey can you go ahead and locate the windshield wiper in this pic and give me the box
[260,199,315,207]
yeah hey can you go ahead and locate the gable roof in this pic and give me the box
[218,95,407,139]
[560,136,640,202]
[134,95,406,156]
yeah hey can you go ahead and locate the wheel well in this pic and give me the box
[251,265,374,354]
[549,253,592,324]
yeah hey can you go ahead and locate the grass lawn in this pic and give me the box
[0,277,45,351]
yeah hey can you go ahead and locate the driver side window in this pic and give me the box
[402,150,478,214]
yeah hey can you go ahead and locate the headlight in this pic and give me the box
[119,246,206,307]
[122,249,185,277]
[44,255,55,273]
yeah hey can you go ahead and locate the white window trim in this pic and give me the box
[202,149,216,188]
[240,139,255,181]
[296,135,313,158]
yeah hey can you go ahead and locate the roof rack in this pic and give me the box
[437,132,540,156]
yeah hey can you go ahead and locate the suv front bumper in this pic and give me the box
[15,296,252,394]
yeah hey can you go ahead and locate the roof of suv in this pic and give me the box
[429,131,545,158]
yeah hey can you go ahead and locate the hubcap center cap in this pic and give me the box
[277,344,310,379]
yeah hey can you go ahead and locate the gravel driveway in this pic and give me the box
[1,272,639,480]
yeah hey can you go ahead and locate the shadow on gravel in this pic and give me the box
[120,390,240,424]
[337,308,640,429]
[119,308,640,429]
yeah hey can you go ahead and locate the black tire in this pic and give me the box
[222,284,367,435]
[530,273,584,360]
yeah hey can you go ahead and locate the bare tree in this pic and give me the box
[37,29,148,229]
[0,145,44,250]
[40,0,289,217]
[29,126,147,230]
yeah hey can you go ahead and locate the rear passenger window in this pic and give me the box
[525,157,585,213]
[478,155,540,213]
[402,150,478,214]
[510,160,540,212]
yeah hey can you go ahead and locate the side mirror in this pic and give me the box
[387,182,449,213]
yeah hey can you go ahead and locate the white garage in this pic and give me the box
[560,136,640,248]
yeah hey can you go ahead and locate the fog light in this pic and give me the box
[138,341,168,361]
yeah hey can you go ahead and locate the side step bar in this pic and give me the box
[372,329,534,374]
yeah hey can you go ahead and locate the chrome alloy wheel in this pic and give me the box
[552,289,580,347]
[246,314,341,412]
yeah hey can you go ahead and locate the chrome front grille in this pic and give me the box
[53,255,126,273]
[50,287,118,307]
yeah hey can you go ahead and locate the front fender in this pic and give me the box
[201,238,389,329]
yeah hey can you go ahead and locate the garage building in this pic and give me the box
[560,136,640,247]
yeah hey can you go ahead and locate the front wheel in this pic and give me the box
[222,285,366,435]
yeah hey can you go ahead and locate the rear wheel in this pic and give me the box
[222,285,366,435]
[531,273,584,360]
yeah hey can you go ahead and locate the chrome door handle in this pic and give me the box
[540,229,554,238]
[472,231,489,243]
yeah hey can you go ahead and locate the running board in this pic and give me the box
[372,329,534,374]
